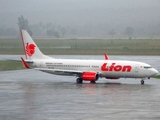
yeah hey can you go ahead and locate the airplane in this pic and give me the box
[20,30,158,84]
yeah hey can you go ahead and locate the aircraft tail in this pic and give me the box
[20,30,51,60]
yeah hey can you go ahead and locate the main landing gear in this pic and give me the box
[76,78,96,84]
[76,78,83,84]
[90,81,96,84]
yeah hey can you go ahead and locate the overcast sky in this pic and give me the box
[0,0,160,29]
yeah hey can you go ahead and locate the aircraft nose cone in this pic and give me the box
[151,68,159,76]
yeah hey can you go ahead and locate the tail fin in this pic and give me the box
[20,30,51,60]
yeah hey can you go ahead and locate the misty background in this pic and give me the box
[0,0,160,38]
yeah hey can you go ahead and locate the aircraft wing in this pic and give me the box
[35,68,83,76]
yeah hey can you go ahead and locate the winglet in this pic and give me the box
[104,53,109,60]
[21,57,30,69]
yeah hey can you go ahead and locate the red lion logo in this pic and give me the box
[25,43,36,56]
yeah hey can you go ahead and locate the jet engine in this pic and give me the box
[82,72,99,81]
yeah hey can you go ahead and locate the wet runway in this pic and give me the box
[0,55,160,120]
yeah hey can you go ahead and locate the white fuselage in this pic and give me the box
[29,59,158,79]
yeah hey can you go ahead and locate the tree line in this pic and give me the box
[0,15,160,38]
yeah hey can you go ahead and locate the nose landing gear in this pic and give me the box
[141,80,144,85]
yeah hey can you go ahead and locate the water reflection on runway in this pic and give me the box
[0,71,160,120]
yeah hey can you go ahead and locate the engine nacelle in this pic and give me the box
[82,72,99,81]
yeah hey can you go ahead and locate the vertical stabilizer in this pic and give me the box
[20,30,51,60]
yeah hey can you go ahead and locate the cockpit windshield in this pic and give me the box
[144,66,152,69]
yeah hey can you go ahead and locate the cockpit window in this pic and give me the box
[144,66,152,69]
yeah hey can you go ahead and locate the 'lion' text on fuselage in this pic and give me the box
[101,63,132,72]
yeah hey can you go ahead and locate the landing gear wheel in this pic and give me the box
[90,81,96,84]
[141,80,144,85]
[76,78,83,84]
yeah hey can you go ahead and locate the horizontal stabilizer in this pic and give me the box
[21,57,30,69]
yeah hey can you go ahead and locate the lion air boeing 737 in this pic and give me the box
[20,30,158,84]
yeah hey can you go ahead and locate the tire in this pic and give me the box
[76,78,83,84]
[141,80,144,85]
[90,81,96,84]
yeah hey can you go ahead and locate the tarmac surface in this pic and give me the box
[0,55,160,120]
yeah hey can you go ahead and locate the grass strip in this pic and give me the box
[0,60,24,71]
[152,75,160,79]
[1,38,160,55]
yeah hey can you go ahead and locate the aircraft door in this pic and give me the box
[39,62,43,67]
